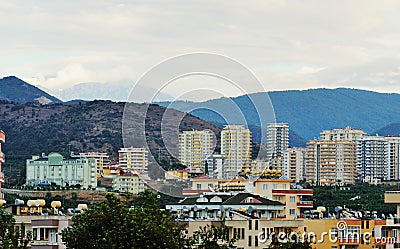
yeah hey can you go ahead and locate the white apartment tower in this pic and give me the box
[284,147,306,182]
[118,148,148,173]
[386,137,400,181]
[357,135,388,183]
[221,125,252,179]
[267,123,289,162]
[320,127,366,141]
[178,130,214,173]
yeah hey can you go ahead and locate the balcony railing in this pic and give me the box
[297,201,313,207]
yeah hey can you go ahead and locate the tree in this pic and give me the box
[61,190,190,249]
[0,207,32,249]
[191,223,236,249]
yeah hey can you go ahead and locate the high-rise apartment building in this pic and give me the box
[178,130,214,173]
[320,126,366,141]
[79,152,110,178]
[386,137,400,181]
[284,147,306,182]
[267,123,289,161]
[357,135,388,183]
[306,140,358,186]
[0,130,5,202]
[221,125,252,179]
[118,148,148,172]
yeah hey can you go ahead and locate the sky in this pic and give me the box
[1,1,400,101]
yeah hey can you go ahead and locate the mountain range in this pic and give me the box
[1,75,400,145]
[158,88,400,142]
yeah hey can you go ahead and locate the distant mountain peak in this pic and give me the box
[0,76,62,104]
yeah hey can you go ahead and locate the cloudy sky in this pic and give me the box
[1,1,400,101]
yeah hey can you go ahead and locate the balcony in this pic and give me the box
[272,189,313,196]
[297,201,313,207]
[385,191,400,204]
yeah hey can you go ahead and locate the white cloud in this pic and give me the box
[2,0,400,99]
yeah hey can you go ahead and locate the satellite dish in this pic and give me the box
[334,206,343,213]
[205,207,209,212]
[219,205,224,212]
[247,206,253,213]
[193,205,198,212]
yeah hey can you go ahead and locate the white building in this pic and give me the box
[357,135,388,183]
[118,147,148,172]
[178,130,214,173]
[221,125,252,179]
[320,126,366,141]
[204,154,224,179]
[26,152,97,189]
[266,123,289,162]
[386,137,400,181]
[284,147,306,182]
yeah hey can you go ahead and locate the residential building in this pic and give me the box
[26,152,97,189]
[79,152,110,178]
[0,130,5,202]
[386,137,400,181]
[306,140,358,186]
[14,215,72,249]
[178,130,214,173]
[283,147,306,182]
[204,154,224,179]
[118,147,148,172]
[320,126,366,141]
[357,135,388,183]
[221,125,252,179]
[183,174,313,219]
[266,123,289,162]
[166,192,285,220]
[112,173,146,194]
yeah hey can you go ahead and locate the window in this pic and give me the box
[273,184,278,189]
[248,220,252,230]
[33,228,37,240]
[255,220,259,230]
[282,184,287,189]
[248,235,252,247]
[263,184,268,190]
[290,196,296,202]
[255,235,258,246]
[290,209,295,215]
[242,228,245,239]
[196,184,201,190]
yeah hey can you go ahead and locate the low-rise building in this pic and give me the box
[26,152,97,189]
[112,173,146,194]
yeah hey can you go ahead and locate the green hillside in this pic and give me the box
[0,100,221,184]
